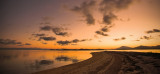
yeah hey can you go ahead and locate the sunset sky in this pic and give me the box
[0,0,160,49]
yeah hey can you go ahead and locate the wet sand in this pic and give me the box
[33,51,160,74]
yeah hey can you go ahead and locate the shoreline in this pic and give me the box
[33,51,160,74]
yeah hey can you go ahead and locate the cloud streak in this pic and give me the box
[0,39,32,46]
[57,39,91,45]
[113,37,126,41]
[39,37,56,41]
[146,29,160,34]
[32,33,46,37]
[0,39,22,45]
[40,25,52,31]
[95,31,108,36]
[25,43,31,45]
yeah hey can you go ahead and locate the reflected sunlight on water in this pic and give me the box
[0,50,97,74]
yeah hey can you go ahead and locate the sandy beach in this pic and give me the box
[33,51,160,74]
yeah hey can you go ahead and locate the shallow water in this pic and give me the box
[0,50,97,74]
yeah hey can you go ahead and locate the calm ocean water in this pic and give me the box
[0,50,97,74]
[0,49,159,74]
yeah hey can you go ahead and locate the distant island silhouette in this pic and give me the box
[116,45,160,50]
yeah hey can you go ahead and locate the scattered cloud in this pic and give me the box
[40,25,52,31]
[39,37,56,41]
[99,0,133,25]
[32,33,46,37]
[57,39,91,45]
[113,39,120,41]
[121,37,126,40]
[71,0,96,25]
[113,37,126,41]
[0,39,22,45]
[103,13,117,25]
[25,43,31,45]
[40,25,70,36]
[57,40,71,45]
[0,39,32,46]
[95,26,113,36]
[146,29,160,34]
[140,36,152,40]
[95,31,108,36]
[99,0,133,13]
[101,26,109,32]
[52,27,69,36]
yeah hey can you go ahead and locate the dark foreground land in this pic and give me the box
[34,51,160,74]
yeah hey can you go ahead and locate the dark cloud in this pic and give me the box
[25,43,31,45]
[71,0,96,25]
[72,39,79,43]
[95,26,111,36]
[140,36,152,40]
[103,13,117,25]
[101,26,109,32]
[99,0,133,13]
[113,39,120,41]
[39,37,56,41]
[40,25,69,36]
[99,0,133,25]
[57,40,71,45]
[40,25,52,31]
[146,29,160,34]
[32,33,46,37]
[95,23,114,37]
[121,37,126,40]
[95,31,108,36]
[52,27,69,36]
[113,37,126,41]
[57,39,91,45]
[0,39,22,45]
[94,0,133,37]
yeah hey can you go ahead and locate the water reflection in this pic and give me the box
[30,60,54,70]
[55,55,79,63]
[0,54,19,61]
[0,50,93,74]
